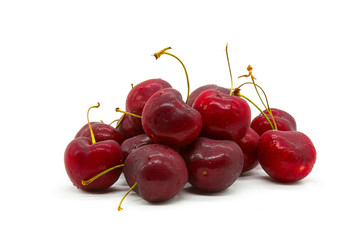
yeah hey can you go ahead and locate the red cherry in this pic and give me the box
[65,102,124,191]
[124,78,172,132]
[76,121,125,146]
[251,108,296,136]
[236,128,260,173]
[192,89,251,142]
[182,137,244,192]
[116,114,145,139]
[142,88,202,147]
[123,144,188,203]
[121,134,153,160]
[257,130,316,182]
[64,137,124,191]
[188,84,230,106]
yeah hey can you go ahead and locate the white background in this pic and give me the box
[1,0,359,239]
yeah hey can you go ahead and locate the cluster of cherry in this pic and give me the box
[64,45,316,210]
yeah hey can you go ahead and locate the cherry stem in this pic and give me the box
[239,93,275,130]
[238,67,278,130]
[115,114,125,129]
[225,43,234,95]
[81,164,125,186]
[87,102,100,144]
[118,181,138,211]
[238,82,271,112]
[115,108,142,119]
[152,47,190,104]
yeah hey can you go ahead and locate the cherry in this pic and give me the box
[124,78,172,132]
[64,103,124,191]
[121,134,153,160]
[236,128,260,173]
[122,144,188,204]
[251,108,297,136]
[116,114,145,139]
[192,89,251,142]
[188,84,230,106]
[192,44,252,142]
[140,47,202,147]
[182,137,243,192]
[142,88,202,147]
[257,130,316,182]
[75,121,125,146]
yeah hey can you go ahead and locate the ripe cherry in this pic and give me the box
[64,103,124,191]
[251,108,297,136]
[116,114,145,139]
[188,84,230,106]
[76,121,125,146]
[236,128,260,173]
[121,134,153,160]
[182,137,244,192]
[142,88,202,147]
[124,78,172,132]
[257,130,316,182]
[122,144,188,206]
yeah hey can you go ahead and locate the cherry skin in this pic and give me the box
[64,137,124,191]
[75,121,125,146]
[251,108,296,136]
[123,144,188,203]
[124,78,172,132]
[192,89,251,142]
[142,88,202,148]
[181,137,244,192]
[236,128,260,173]
[117,114,145,140]
[188,84,230,106]
[121,134,153,160]
[257,130,316,182]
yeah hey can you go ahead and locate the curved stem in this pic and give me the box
[163,52,190,104]
[87,102,100,144]
[239,94,274,130]
[225,43,234,95]
[238,82,271,111]
[250,77,278,130]
[81,164,124,186]
[118,182,138,211]
[153,47,190,104]
[115,108,142,119]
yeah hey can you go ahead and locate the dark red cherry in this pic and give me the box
[251,108,296,136]
[76,121,125,146]
[123,144,188,202]
[142,88,202,147]
[116,114,145,139]
[236,128,260,173]
[125,78,172,131]
[257,130,316,182]
[188,84,230,106]
[182,137,244,192]
[192,89,251,142]
[64,137,124,191]
[121,134,153,160]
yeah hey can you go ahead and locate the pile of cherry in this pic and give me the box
[64,46,316,211]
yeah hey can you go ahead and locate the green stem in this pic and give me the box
[115,108,142,119]
[163,52,190,104]
[250,77,278,130]
[115,114,126,129]
[118,182,138,211]
[225,43,234,95]
[87,102,100,144]
[81,164,125,186]
[239,94,274,130]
